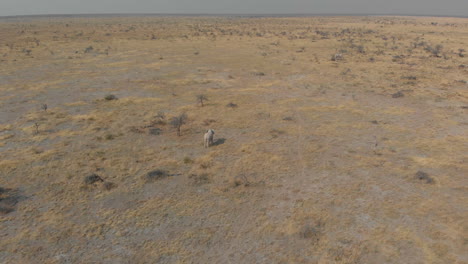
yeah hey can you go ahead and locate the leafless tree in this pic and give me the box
[170,113,187,136]
[196,94,208,107]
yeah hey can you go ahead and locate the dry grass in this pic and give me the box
[0,15,467,263]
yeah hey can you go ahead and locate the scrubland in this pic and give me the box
[0,15,467,263]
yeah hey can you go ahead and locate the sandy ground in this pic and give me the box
[0,15,467,263]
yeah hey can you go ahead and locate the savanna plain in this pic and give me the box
[0,15,467,263]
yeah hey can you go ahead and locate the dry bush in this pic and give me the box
[392,91,404,98]
[103,182,117,191]
[226,102,238,108]
[0,187,20,215]
[144,170,169,182]
[170,113,188,136]
[183,157,193,164]
[84,174,104,185]
[232,174,250,187]
[415,171,434,184]
[104,94,118,101]
[202,119,216,126]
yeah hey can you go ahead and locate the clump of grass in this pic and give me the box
[199,162,211,169]
[31,147,44,154]
[103,182,117,191]
[105,134,115,140]
[252,71,265,76]
[270,129,286,138]
[189,173,210,185]
[232,175,250,187]
[299,221,324,244]
[202,119,216,126]
[183,157,193,164]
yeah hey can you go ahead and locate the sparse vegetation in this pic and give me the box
[0,16,466,264]
[189,173,210,185]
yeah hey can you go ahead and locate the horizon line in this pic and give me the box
[1,12,467,19]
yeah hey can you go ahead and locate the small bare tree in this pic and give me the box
[196,94,208,107]
[170,113,187,136]
[34,122,40,135]
[41,104,47,112]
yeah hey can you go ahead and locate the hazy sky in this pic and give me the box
[1,0,467,17]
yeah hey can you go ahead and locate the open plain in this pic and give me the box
[0,15,467,263]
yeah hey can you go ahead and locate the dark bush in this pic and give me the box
[104,94,118,101]
[0,188,21,215]
[392,91,404,98]
[84,174,104,185]
[84,46,94,53]
[300,225,321,241]
[299,221,324,244]
[149,128,162,135]
[415,171,434,184]
[145,170,169,182]
[103,182,117,191]
[226,102,238,108]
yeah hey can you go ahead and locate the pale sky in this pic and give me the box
[1,0,467,17]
